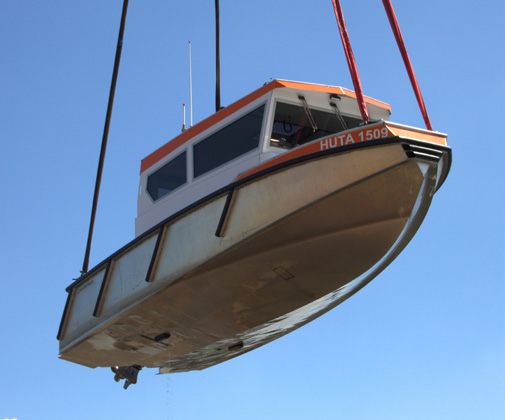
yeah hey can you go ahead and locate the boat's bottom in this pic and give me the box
[156,155,432,373]
[58,138,450,375]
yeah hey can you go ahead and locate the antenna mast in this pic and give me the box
[188,41,193,127]
[182,103,186,132]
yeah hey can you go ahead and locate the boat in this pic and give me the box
[57,78,451,382]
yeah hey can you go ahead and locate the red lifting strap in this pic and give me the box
[331,0,370,124]
[382,0,433,131]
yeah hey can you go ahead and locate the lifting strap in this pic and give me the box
[331,0,433,131]
[331,0,370,124]
[215,0,221,112]
[382,0,433,130]
[82,0,129,274]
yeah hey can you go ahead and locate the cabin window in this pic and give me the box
[193,104,265,178]
[147,151,187,201]
[270,102,361,149]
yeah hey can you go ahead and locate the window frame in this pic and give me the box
[146,149,188,202]
[268,99,363,151]
[192,103,267,180]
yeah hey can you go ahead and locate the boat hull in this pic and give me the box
[58,137,450,373]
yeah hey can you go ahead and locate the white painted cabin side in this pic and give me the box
[135,80,391,237]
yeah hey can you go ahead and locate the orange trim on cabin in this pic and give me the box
[140,80,392,174]
[273,80,391,112]
[140,81,276,174]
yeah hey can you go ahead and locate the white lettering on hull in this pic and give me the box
[320,126,390,151]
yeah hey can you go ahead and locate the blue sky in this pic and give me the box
[1,1,504,419]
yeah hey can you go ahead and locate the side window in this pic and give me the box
[147,151,187,201]
[193,104,265,178]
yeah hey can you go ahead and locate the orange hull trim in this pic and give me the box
[237,121,447,181]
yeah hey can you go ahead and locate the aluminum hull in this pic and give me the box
[58,138,450,373]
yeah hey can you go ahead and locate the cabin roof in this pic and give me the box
[140,79,391,174]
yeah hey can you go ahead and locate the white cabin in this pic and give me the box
[135,80,391,236]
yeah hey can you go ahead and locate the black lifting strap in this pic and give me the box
[82,0,129,274]
[215,0,221,112]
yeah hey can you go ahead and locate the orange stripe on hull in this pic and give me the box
[236,122,446,181]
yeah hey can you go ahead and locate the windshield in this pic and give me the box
[270,101,361,149]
